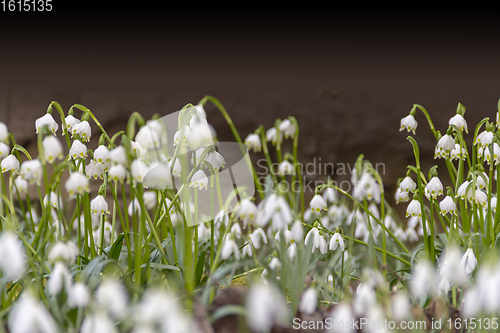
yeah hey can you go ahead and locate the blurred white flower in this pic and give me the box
[310,194,327,213]
[0,231,26,280]
[68,282,90,308]
[256,193,292,229]
[86,160,106,180]
[20,159,42,185]
[131,160,149,183]
[461,248,477,275]
[1,154,19,173]
[411,260,436,299]
[249,228,268,249]
[109,145,128,165]
[400,114,418,134]
[69,140,87,160]
[305,227,327,254]
[96,278,129,318]
[0,142,9,161]
[47,262,72,295]
[279,119,296,139]
[425,177,443,199]
[48,241,79,265]
[290,220,304,242]
[135,123,162,150]
[14,177,28,198]
[109,164,127,183]
[391,292,411,321]
[440,246,468,286]
[43,191,60,209]
[475,130,494,148]
[91,195,110,215]
[266,127,283,146]
[94,145,110,164]
[8,292,58,333]
[189,170,208,190]
[35,113,58,135]
[221,235,240,260]
[329,303,356,333]
[246,283,289,332]
[81,312,117,333]
[0,122,8,143]
[394,187,410,204]
[276,160,293,177]
[434,134,455,159]
[128,198,141,217]
[352,171,381,204]
[299,287,318,315]
[244,133,261,152]
[64,114,80,134]
[450,143,467,161]
[65,172,90,196]
[206,151,225,173]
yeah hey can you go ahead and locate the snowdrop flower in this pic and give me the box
[189,169,208,189]
[426,176,443,199]
[406,228,419,242]
[20,159,42,185]
[256,193,292,229]
[439,196,457,215]
[246,283,289,333]
[329,303,356,333]
[68,282,90,308]
[47,262,72,295]
[230,223,242,239]
[411,260,436,299]
[206,151,225,173]
[91,195,109,215]
[173,125,191,147]
[48,241,78,265]
[394,187,410,203]
[483,142,500,165]
[266,127,282,146]
[476,172,488,190]
[189,120,213,150]
[0,231,26,280]
[42,135,64,163]
[236,199,257,226]
[69,140,87,160]
[449,113,468,133]
[35,113,58,135]
[249,228,268,249]
[14,177,28,198]
[135,124,162,150]
[108,164,127,183]
[461,247,477,275]
[109,145,127,165]
[94,221,114,246]
[400,114,418,134]
[8,292,58,333]
[94,145,110,164]
[129,159,148,183]
[354,283,377,315]
[143,162,173,190]
[81,313,117,333]
[394,227,407,241]
[1,154,19,173]
[244,133,262,152]
[277,160,294,176]
[86,160,106,180]
[221,236,240,260]
[64,114,80,134]
[322,187,338,203]
[287,243,297,260]
[457,180,473,201]
[474,189,487,206]
[440,246,468,286]
[268,257,281,270]
[299,288,317,315]
[278,119,296,139]
[434,134,455,159]
[0,142,9,161]
[128,198,141,217]
[96,278,128,318]
[43,191,60,209]
[142,191,157,210]
[475,129,494,148]
[290,220,304,242]
[406,199,421,218]
[399,176,416,193]
[65,172,90,196]
[305,227,327,254]
[450,143,467,161]
[71,120,91,142]
[352,171,381,203]
[310,194,327,213]
[0,122,8,143]
[329,232,344,251]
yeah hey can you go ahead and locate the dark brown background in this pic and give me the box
[1,7,499,213]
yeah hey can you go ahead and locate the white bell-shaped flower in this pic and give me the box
[245,283,289,333]
[94,145,110,164]
[244,133,261,152]
[68,282,90,308]
[277,160,294,176]
[64,115,80,135]
[128,198,141,217]
[20,159,42,185]
[236,199,257,226]
[49,241,78,265]
[0,142,9,161]
[69,140,87,160]
[475,130,494,149]
[449,114,468,133]
[399,176,416,192]
[434,134,455,159]
[399,114,418,134]
[65,172,90,196]
[457,180,473,201]
[189,170,208,190]
[109,145,128,165]
[439,196,457,215]
[108,164,127,183]
[96,278,128,319]
[35,113,58,135]
[322,187,338,204]
[0,231,27,280]
[14,177,28,198]
[298,287,317,315]
[461,248,477,275]
[43,191,60,209]
[290,220,304,242]
[143,162,173,190]
[329,232,344,251]
[71,120,91,142]
[425,176,443,199]
[130,160,149,183]
[278,119,296,139]
[256,194,292,229]
[8,292,58,333]
[406,199,421,218]
[1,154,19,173]
[47,262,72,295]
[86,160,105,180]
[206,151,225,173]
[483,143,500,165]
[474,189,487,206]
[135,124,162,150]
[395,187,410,204]
[221,235,240,260]
[310,194,327,213]
[0,122,8,143]
[91,195,109,215]
[42,136,64,163]
[450,143,467,161]
[266,127,283,146]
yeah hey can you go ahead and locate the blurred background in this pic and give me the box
[1,6,499,217]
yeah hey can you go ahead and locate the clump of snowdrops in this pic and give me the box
[0,97,499,333]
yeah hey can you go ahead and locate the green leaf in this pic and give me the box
[108,234,125,261]
[209,305,247,324]
[195,250,207,287]
[144,263,180,271]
